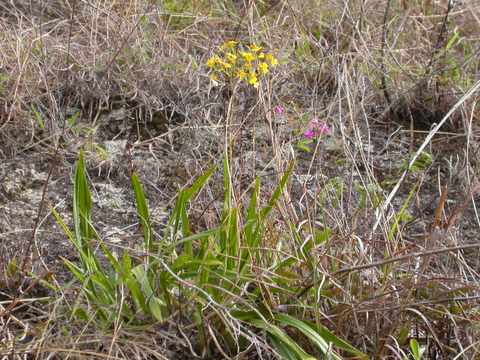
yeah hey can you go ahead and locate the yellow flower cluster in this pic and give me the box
[206,41,278,88]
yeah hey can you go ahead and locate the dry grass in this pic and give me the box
[1,0,480,358]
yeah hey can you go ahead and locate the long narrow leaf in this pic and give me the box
[131,172,153,254]
[260,161,294,220]
[275,313,340,359]
[276,314,367,359]
[249,318,316,360]
[244,178,260,246]
[73,150,93,246]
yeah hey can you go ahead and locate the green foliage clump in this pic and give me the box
[54,151,366,359]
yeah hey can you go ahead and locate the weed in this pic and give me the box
[2,1,480,359]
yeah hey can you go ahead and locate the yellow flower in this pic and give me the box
[266,53,278,66]
[207,41,277,86]
[237,69,247,80]
[226,52,237,64]
[258,62,269,75]
[206,56,218,68]
[219,60,232,69]
[241,51,255,63]
[249,43,262,52]
[243,61,253,69]
[248,72,258,88]
[223,40,237,49]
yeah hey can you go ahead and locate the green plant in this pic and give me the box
[387,184,416,241]
[53,150,162,325]
[30,105,45,130]
[355,181,382,210]
[54,151,365,358]
[401,151,433,173]
[162,0,207,29]
[408,338,426,360]
[0,72,8,96]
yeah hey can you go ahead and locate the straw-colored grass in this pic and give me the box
[1,0,480,358]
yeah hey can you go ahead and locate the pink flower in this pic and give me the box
[274,105,285,115]
[317,123,330,135]
[303,129,315,139]
[303,118,330,139]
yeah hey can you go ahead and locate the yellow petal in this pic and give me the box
[241,51,255,62]
[237,70,247,80]
[206,57,217,68]
[249,44,262,52]
[248,73,258,87]
[259,62,269,74]
[226,53,237,63]
[223,40,237,49]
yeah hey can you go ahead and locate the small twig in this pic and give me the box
[104,1,157,78]
[20,0,78,275]
[425,0,455,73]
[295,243,480,300]
[380,0,392,105]
[0,271,52,318]
[372,79,480,234]
[333,243,480,276]
[356,295,480,313]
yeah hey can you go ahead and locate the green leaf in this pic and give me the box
[73,150,94,252]
[269,334,301,360]
[148,296,165,322]
[275,314,339,359]
[125,275,148,314]
[314,227,330,245]
[388,184,416,241]
[253,319,316,360]
[169,164,216,255]
[244,178,260,245]
[402,151,432,173]
[72,307,89,321]
[410,338,419,359]
[185,165,217,202]
[175,227,220,246]
[296,139,312,153]
[130,265,164,318]
[99,242,121,275]
[307,319,367,359]
[172,254,222,273]
[275,314,368,359]
[90,271,116,298]
[232,310,315,360]
[226,207,239,269]
[260,161,294,220]
[53,205,93,268]
[445,27,460,51]
[31,105,45,129]
[396,324,410,345]
[409,338,425,360]
[131,172,153,254]
[67,111,80,128]
[62,258,86,283]
[6,258,18,278]
[52,208,75,244]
